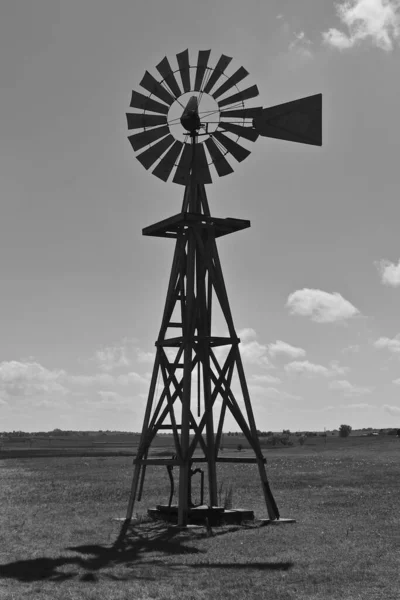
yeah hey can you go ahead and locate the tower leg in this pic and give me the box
[178,228,196,526]
[126,464,142,520]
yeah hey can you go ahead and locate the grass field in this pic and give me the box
[1,436,399,599]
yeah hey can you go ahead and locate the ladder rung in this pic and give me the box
[169,322,183,328]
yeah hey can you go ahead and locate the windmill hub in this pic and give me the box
[180,95,201,133]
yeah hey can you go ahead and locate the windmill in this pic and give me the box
[125,49,322,527]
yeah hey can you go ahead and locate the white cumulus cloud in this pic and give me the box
[0,361,68,396]
[238,328,274,368]
[286,288,359,323]
[375,258,400,287]
[268,340,306,359]
[322,0,400,52]
[374,335,400,353]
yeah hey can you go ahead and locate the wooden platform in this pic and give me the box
[148,504,255,526]
[142,212,250,239]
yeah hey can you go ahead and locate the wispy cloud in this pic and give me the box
[375,258,400,287]
[322,0,400,52]
[268,340,306,359]
[329,379,372,396]
[289,31,313,59]
[251,374,282,385]
[342,344,361,353]
[286,288,360,323]
[285,360,348,377]
[93,340,131,372]
[384,403,400,415]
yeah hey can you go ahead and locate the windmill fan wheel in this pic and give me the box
[126,49,262,185]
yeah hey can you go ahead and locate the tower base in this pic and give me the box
[148,504,255,526]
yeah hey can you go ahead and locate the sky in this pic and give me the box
[1,0,400,433]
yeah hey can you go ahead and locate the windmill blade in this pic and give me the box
[128,125,170,152]
[130,90,169,115]
[152,141,184,182]
[126,113,167,130]
[220,107,263,119]
[194,50,211,91]
[205,138,234,177]
[218,84,259,108]
[203,54,232,94]
[136,135,175,170]
[156,56,182,99]
[212,67,249,100]
[253,94,322,146]
[212,131,251,163]
[193,143,212,184]
[176,49,191,93]
[173,142,192,185]
[140,71,175,106]
[219,122,259,142]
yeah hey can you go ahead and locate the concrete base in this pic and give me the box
[148,504,255,526]
[258,518,296,526]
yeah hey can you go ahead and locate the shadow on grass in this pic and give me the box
[0,520,201,583]
[0,520,293,584]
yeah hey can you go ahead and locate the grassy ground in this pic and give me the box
[1,437,399,599]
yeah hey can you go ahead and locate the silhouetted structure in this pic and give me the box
[126,50,322,526]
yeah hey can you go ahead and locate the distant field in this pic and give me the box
[0,435,399,599]
[0,431,395,459]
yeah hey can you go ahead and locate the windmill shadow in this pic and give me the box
[0,521,206,584]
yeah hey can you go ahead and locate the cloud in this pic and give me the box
[374,335,400,353]
[268,340,306,359]
[116,372,149,386]
[237,328,274,368]
[346,402,371,408]
[384,403,400,415]
[137,350,155,364]
[392,378,400,384]
[322,0,400,52]
[375,258,400,287]
[251,374,282,385]
[342,344,361,353]
[94,342,130,372]
[329,379,372,395]
[288,31,313,59]
[263,387,302,401]
[286,288,360,323]
[285,360,348,377]
[69,373,115,386]
[0,361,68,396]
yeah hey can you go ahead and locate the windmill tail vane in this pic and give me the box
[125,49,322,527]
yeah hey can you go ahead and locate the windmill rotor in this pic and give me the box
[126,49,262,185]
[127,50,322,187]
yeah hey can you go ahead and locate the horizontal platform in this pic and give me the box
[148,504,254,526]
[156,335,240,348]
[143,213,251,239]
[133,456,266,466]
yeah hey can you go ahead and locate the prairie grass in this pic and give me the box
[0,437,399,599]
